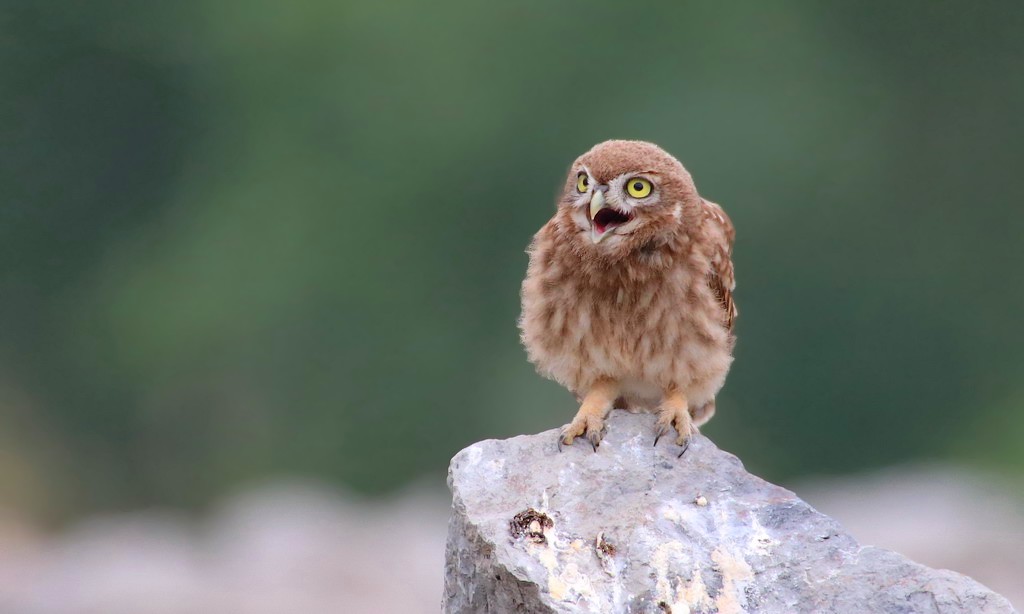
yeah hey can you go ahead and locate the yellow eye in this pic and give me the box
[626,178,652,198]
[576,173,589,193]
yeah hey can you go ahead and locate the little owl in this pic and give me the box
[519,140,736,454]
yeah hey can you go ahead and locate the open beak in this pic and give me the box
[589,190,607,222]
[588,189,633,243]
[589,191,609,244]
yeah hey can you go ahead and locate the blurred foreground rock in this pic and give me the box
[443,412,1015,613]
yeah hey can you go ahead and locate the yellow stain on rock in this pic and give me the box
[651,542,756,614]
[711,547,754,614]
[682,564,713,612]
[530,535,601,606]
[536,545,568,600]
[652,542,700,613]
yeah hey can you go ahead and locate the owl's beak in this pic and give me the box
[589,191,609,243]
[589,190,607,222]
[588,189,633,243]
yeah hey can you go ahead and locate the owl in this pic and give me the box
[519,140,737,454]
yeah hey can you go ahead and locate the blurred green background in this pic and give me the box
[2,1,1022,522]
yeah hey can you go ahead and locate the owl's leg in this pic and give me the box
[654,390,694,457]
[558,380,618,452]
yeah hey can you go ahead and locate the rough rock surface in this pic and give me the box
[443,411,1016,613]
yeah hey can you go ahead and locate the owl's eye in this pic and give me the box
[576,173,589,193]
[626,178,653,198]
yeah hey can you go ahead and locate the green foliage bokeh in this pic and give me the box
[1,1,1022,518]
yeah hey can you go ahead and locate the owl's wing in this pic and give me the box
[701,199,737,330]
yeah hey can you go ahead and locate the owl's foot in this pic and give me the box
[557,415,605,452]
[557,380,618,453]
[654,391,694,457]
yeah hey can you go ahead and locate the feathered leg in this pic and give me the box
[558,380,618,452]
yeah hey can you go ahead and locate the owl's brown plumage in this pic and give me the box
[519,140,737,452]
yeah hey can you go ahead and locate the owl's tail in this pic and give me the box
[611,396,716,426]
[690,399,716,427]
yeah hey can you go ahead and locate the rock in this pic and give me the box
[442,411,1016,613]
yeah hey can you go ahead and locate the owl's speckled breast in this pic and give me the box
[520,225,733,409]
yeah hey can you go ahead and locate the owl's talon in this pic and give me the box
[656,392,694,457]
[557,429,577,450]
[676,438,691,458]
[559,415,605,451]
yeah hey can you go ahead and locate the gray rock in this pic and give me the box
[442,411,1016,613]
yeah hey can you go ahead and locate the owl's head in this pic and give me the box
[557,140,700,259]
